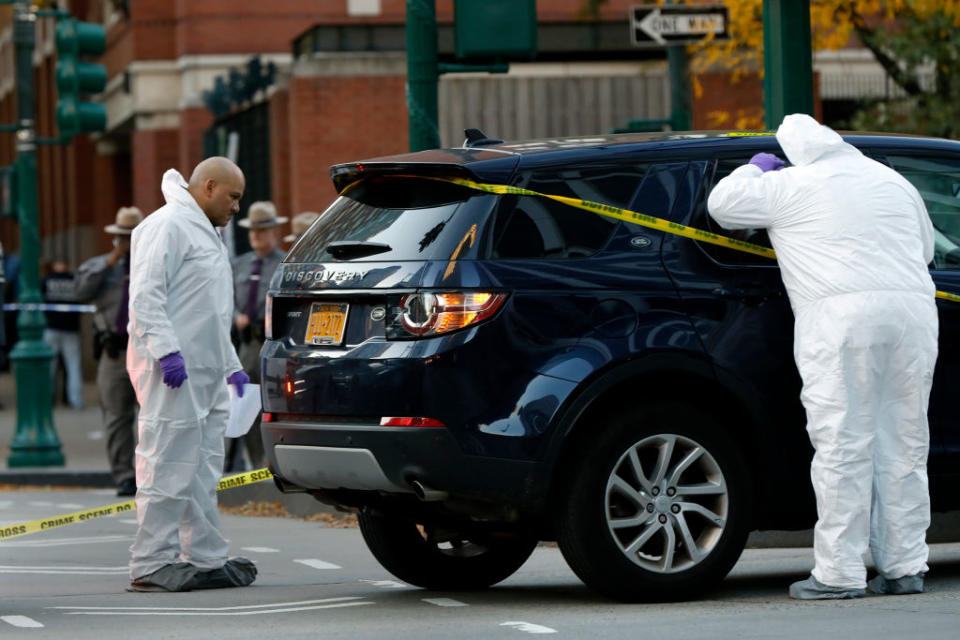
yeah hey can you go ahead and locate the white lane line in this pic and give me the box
[55,503,84,509]
[27,501,54,507]
[501,621,558,634]
[1,615,44,628]
[52,596,364,611]
[359,579,407,589]
[64,602,373,616]
[0,565,128,575]
[0,535,132,548]
[240,546,279,553]
[422,598,467,607]
[0,500,13,509]
[293,558,342,570]
[119,519,138,525]
[87,430,105,440]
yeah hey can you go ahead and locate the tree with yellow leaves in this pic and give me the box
[582,1,960,137]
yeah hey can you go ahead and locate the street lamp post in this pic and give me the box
[7,0,64,467]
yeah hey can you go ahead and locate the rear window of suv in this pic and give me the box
[285,177,497,263]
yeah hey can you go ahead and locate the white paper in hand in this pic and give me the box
[226,383,261,438]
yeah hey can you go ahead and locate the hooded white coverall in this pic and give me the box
[707,114,938,589]
[126,169,243,579]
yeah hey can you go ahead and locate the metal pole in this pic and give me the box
[8,0,64,467]
[665,0,691,131]
[406,0,441,151]
[763,0,815,129]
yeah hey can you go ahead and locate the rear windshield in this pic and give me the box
[284,177,496,263]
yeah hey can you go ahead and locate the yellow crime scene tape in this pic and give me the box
[0,468,273,542]
[415,175,960,304]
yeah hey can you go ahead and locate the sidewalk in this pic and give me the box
[0,374,113,486]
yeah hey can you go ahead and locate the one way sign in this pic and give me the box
[630,4,729,47]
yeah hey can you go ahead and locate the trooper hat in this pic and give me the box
[103,206,144,235]
[283,211,321,243]
[238,201,288,229]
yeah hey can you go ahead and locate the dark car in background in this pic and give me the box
[260,131,960,601]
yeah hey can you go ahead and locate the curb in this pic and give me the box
[0,469,113,487]
[0,468,337,517]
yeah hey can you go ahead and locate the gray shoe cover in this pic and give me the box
[186,557,257,590]
[868,573,925,595]
[789,576,866,600]
[129,562,199,592]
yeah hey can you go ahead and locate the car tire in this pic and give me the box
[358,512,538,590]
[555,401,752,602]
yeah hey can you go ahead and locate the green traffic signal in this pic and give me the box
[54,17,107,137]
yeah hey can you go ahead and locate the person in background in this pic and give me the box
[282,211,320,249]
[42,257,84,409]
[224,201,287,471]
[75,207,143,497]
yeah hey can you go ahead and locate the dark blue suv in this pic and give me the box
[261,132,960,601]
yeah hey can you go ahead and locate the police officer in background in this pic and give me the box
[224,201,287,471]
[75,206,143,497]
[282,211,320,249]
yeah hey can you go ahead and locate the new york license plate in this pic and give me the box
[304,302,349,345]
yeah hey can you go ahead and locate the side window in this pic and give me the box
[699,157,775,266]
[491,164,648,259]
[886,155,960,271]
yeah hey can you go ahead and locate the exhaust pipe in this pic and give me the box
[410,479,448,502]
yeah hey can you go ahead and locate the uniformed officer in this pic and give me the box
[282,211,320,248]
[224,201,287,471]
[75,206,143,496]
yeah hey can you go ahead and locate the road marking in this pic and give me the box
[422,598,467,607]
[293,558,342,570]
[27,501,54,507]
[0,565,128,575]
[501,621,558,634]
[87,430,105,440]
[54,597,372,616]
[56,503,84,509]
[359,579,407,589]
[53,597,363,611]
[241,546,279,553]
[119,519,138,525]
[1,615,44,628]
[0,500,13,509]
[0,535,133,548]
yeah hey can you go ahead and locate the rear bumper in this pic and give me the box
[262,419,544,511]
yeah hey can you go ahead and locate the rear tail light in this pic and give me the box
[386,291,507,339]
[262,412,273,423]
[380,417,446,427]
[264,294,273,339]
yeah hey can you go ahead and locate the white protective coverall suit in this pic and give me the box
[707,114,938,589]
[127,169,243,579]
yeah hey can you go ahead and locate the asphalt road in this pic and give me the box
[3,488,960,639]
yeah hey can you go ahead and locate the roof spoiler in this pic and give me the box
[329,162,481,195]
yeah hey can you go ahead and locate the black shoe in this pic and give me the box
[185,557,258,590]
[117,478,137,497]
[128,563,198,592]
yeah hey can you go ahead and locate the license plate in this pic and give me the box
[304,302,349,345]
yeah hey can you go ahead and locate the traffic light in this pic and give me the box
[55,18,107,138]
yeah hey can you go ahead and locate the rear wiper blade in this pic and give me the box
[325,241,392,260]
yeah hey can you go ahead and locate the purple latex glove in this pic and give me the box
[158,352,188,389]
[227,370,250,397]
[749,152,785,172]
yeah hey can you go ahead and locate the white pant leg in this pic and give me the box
[795,297,881,590]
[869,296,937,579]
[129,414,205,579]
[44,329,63,392]
[179,385,230,570]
